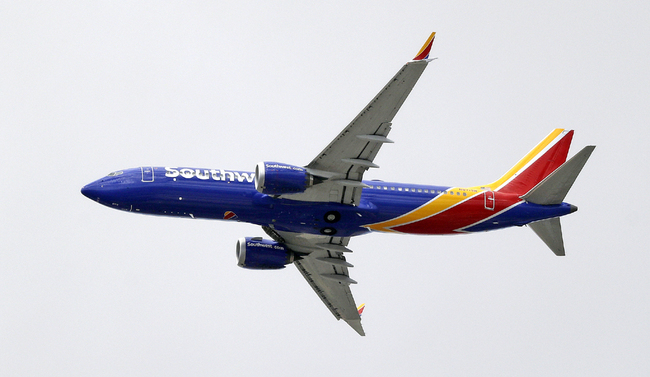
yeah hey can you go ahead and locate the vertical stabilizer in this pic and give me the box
[529,217,565,256]
[486,129,573,195]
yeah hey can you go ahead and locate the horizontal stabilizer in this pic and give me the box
[522,146,595,205]
[529,217,565,256]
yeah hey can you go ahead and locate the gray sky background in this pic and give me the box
[2,1,649,375]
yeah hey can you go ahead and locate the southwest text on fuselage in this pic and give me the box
[165,167,255,183]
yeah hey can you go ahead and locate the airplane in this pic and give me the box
[81,33,595,336]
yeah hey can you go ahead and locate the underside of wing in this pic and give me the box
[267,228,365,336]
[295,252,364,336]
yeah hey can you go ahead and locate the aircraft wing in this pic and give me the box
[266,33,436,335]
[282,33,436,205]
[265,228,364,335]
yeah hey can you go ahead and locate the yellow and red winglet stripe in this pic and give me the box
[357,303,365,316]
[413,32,436,61]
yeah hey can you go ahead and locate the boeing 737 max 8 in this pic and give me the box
[81,33,595,336]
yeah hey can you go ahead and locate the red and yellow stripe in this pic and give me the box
[364,129,574,234]
[413,32,436,61]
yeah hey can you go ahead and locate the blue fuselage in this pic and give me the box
[81,167,575,237]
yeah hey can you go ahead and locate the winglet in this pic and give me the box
[413,32,436,61]
[357,303,365,316]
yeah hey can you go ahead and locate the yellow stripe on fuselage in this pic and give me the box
[365,129,566,232]
[365,187,480,232]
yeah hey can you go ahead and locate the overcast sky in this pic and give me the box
[2,1,649,376]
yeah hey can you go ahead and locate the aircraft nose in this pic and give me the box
[81,169,139,205]
[81,181,102,201]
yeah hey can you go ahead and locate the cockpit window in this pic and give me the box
[107,171,123,177]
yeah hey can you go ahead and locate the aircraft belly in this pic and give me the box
[462,202,575,232]
[266,202,373,237]
[126,179,262,221]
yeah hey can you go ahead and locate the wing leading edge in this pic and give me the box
[270,33,436,336]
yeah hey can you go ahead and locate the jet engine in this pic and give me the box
[254,161,313,195]
[236,237,296,270]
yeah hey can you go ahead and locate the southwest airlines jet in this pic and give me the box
[81,33,595,336]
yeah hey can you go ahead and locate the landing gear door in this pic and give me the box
[141,166,154,182]
[484,190,495,210]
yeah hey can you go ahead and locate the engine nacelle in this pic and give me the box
[236,237,295,270]
[255,161,313,195]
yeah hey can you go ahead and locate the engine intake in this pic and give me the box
[255,161,313,195]
[236,237,295,270]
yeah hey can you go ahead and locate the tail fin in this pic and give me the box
[527,144,594,256]
[486,129,574,195]
[486,130,595,256]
